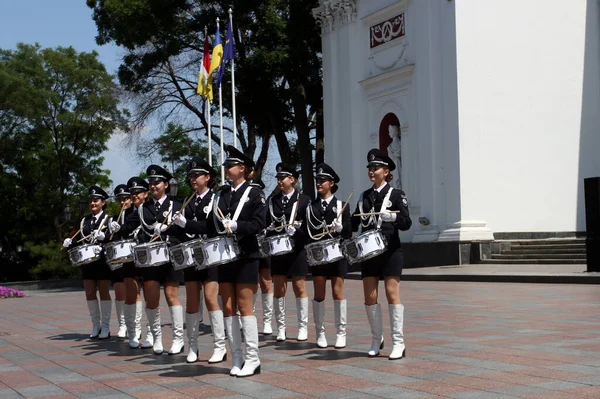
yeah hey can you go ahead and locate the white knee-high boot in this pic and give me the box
[389,304,406,360]
[274,297,286,341]
[208,310,227,363]
[224,316,244,376]
[146,307,163,355]
[262,293,273,335]
[313,300,327,348]
[185,312,199,363]
[115,300,127,338]
[365,304,384,357]
[98,300,112,340]
[124,303,139,348]
[237,316,261,377]
[168,305,184,355]
[86,300,101,339]
[296,297,308,341]
[334,299,347,349]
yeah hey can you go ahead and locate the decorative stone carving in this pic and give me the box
[312,0,357,34]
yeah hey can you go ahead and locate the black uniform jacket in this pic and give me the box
[266,190,311,249]
[181,190,214,240]
[351,184,412,251]
[305,196,352,244]
[69,212,110,248]
[137,197,183,245]
[207,181,267,258]
[111,206,140,241]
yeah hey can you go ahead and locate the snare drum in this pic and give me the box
[305,238,343,267]
[68,244,102,267]
[342,230,387,264]
[258,234,295,257]
[104,239,136,265]
[199,236,240,269]
[169,239,204,270]
[133,241,170,268]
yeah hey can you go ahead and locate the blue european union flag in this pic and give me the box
[216,19,234,88]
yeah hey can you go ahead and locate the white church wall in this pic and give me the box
[454,0,592,233]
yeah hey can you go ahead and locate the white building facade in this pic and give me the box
[313,0,600,261]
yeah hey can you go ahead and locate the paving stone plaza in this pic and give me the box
[0,279,599,398]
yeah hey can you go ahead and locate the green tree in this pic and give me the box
[0,43,127,278]
[87,0,323,196]
[149,122,214,200]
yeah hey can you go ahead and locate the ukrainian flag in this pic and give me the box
[207,25,223,103]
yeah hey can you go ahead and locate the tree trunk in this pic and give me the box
[315,109,324,165]
[290,80,315,198]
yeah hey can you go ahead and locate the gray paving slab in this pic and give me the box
[208,376,298,399]
[0,389,23,399]
[317,364,421,385]
[316,391,386,399]
[447,392,521,399]
[355,385,433,398]
[531,380,592,390]
[14,385,70,398]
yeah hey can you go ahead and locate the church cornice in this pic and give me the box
[312,0,358,34]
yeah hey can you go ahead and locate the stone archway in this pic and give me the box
[378,112,402,189]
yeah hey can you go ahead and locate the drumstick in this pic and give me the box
[353,210,401,217]
[217,207,233,234]
[333,191,354,225]
[60,228,83,250]
[77,226,107,243]
[312,191,354,239]
[109,202,127,241]
[150,193,196,243]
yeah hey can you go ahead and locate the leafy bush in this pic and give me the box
[25,241,80,280]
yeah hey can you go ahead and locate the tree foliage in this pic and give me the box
[87,0,324,195]
[0,44,127,279]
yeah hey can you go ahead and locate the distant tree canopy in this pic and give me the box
[87,0,324,196]
[0,43,127,280]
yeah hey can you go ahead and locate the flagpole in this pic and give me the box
[204,26,212,167]
[217,17,225,183]
[207,100,212,166]
[229,8,238,149]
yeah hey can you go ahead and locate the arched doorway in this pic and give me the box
[378,113,402,189]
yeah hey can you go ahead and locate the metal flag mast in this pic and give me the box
[229,8,238,149]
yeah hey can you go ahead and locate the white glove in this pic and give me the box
[62,238,72,248]
[380,211,397,223]
[109,221,121,233]
[225,220,238,232]
[154,223,168,236]
[173,213,187,228]
[93,230,105,241]
[285,226,296,236]
[330,219,343,233]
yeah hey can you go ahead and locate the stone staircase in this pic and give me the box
[479,238,587,264]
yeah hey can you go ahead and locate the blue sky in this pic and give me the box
[0,0,147,190]
[0,0,282,193]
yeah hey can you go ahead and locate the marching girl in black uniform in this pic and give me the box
[108,177,147,348]
[137,165,185,355]
[208,145,267,377]
[267,163,311,342]
[351,149,412,360]
[109,185,130,340]
[305,164,352,349]
[63,186,113,340]
[249,180,273,336]
[171,157,227,364]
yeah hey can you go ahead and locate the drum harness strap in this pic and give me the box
[358,187,393,230]
[213,186,253,235]
[138,200,174,240]
[186,191,214,239]
[267,192,299,233]
[306,199,342,241]
[80,213,109,244]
